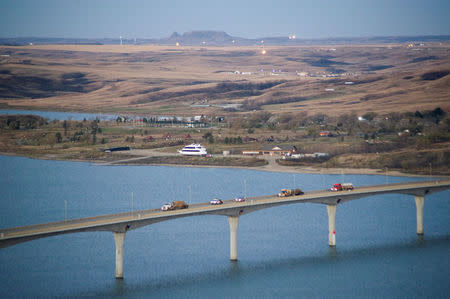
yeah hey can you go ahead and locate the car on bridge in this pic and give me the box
[210,198,223,205]
[234,197,245,202]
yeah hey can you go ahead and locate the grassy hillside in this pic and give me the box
[0,43,449,116]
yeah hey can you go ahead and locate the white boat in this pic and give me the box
[178,143,207,156]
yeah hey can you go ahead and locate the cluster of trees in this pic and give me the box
[225,107,447,140]
[202,131,244,145]
[0,115,46,130]
[58,119,103,144]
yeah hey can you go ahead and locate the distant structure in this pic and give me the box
[120,36,123,46]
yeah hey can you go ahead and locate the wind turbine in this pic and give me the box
[120,36,123,46]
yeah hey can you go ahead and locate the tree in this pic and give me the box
[203,131,213,140]
[9,120,20,130]
[362,112,377,121]
[63,120,68,136]
[247,111,272,128]
[55,132,62,143]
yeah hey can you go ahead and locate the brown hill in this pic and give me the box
[0,43,449,115]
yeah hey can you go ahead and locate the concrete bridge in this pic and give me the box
[1,179,449,279]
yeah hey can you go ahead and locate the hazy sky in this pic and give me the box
[1,0,449,39]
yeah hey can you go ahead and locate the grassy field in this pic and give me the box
[0,43,449,116]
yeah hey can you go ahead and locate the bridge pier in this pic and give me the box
[327,205,337,246]
[228,216,239,261]
[414,196,425,235]
[114,232,126,279]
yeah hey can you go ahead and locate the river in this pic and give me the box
[0,109,117,121]
[0,155,449,298]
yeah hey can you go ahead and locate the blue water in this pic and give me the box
[0,155,449,298]
[0,109,117,121]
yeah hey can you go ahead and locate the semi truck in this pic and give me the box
[330,183,354,191]
[278,188,304,197]
[161,200,189,211]
[172,201,189,209]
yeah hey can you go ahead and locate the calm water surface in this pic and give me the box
[0,156,449,298]
[0,109,117,121]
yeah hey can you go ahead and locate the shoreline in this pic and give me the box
[99,161,433,178]
[2,151,444,178]
[94,149,445,178]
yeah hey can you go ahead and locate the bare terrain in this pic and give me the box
[0,42,449,115]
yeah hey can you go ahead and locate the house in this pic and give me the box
[261,145,297,156]
[319,131,333,137]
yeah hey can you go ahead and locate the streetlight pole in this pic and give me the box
[293,174,296,189]
[131,192,134,215]
[188,186,192,205]
[244,179,247,199]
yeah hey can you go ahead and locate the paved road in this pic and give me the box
[1,179,449,248]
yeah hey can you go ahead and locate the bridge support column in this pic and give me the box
[414,196,425,235]
[114,232,126,279]
[228,216,239,261]
[327,205,337,246]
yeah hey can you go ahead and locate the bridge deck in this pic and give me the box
[1,179,449,247]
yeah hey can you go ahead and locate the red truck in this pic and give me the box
[330,183,354,191]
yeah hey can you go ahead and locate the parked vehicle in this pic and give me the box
[210,198,223,205]
[234,197,245,202]
[172,200,189,209]
[278,188,304,197]
[330,183,354,191]
[161,203,174,211]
